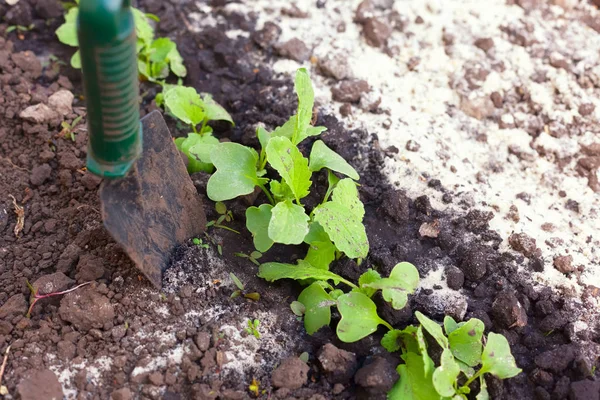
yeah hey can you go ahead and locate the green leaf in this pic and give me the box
[207,142,263,201]
[167,46,187,77]
[356,269,381,298]
[229,273,244,291]
[309,140,359,180]
[268,200,309,245]
[432,348,461,397]
[389,353,441,400]
[290,301,305,316]
[415,311,449,349]
[56,8,78,47]
[175,133,218,173]
[298,282,335,335]
[149,37,176,62]
[313,202,368,259]
[215,202,227,214]
[362,262,419,310]
[132,7,154,45]
[381,329,403,352]
[293,68,314,145]
[476,376,489,400]
[272,117,295,140]
[70,50,81,69]
[444,316,460,335]
[448,319,484,367]
[201,93,234,124]
[331,179,364,220]
[164,86,205,126]
[246,204,274,252]
[258,260,351,287]
[304,239,336,270]
[480,333,522,379]
[270,180,295,202]
[336,292,388,343]
[257,126,271,151]
[266,137,312,203]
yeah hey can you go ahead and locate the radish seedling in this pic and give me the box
[245,319,261,339]
[229,272,260,301]
[25,280,92,318]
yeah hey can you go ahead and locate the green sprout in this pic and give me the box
[245,319,260,339]
[229,273,260,301]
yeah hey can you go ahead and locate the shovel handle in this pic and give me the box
[78,0,142,179]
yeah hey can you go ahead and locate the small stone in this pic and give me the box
[57,75,74,90]
[58,150,83,170]
[474,38,494,52]
[252,21,281,49]
[80,172,102,190]
[112,325,127,340]
[75,254,105,282]
[275,38,310,62]
[331,79,370,103]
[569,380,600,400]
[509,233,538,258]
[271,357,309,389]
[0,294,27,319]
[490,91,503,108]
[317,343,358,383]
[111,388,133,400]
[20,103,60,124]
[17,369,63,400]
[148,372,164,386]
[57,340,76,360]
[492,291,528,329]
[354,357,398,394]
[445,266,464,290]
[318,53,352,80]
[195,331,211,352]
[578,103,595,117]
[339,103,352,117]
[418,220,440,238]
[358,89,382,112]
[59,286,115,332]
[33,272,74,295]
[553,255,574,273]
[30,163,52,186]
[48,89,74,116]
[11,51,42,78]
[460,247,487,281]
[363,17,392,47]
[506,204,520,222]
[406,140,420,152]
[534,345,576,373]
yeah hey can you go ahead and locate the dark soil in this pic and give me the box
[1,1,599,399]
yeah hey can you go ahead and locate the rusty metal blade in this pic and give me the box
[99,110,206,288]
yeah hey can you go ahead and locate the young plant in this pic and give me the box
[166,86,234,173]
[259,261,420,343]
[25,280,92,318]
[229,272,260,301]
[56,1,185,80]
[192,237,209,249]
[384,312,522,399]
[206,202,239,233]
[234,251,263,267]
[245,319,261,339]
[59,115,83,142]
[202,68,366,267]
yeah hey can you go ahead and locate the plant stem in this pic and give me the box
[214,224,240,234]
[257,183,275,205]
[200,117,208,135]
[381,319,393,331]
[26,281,93,318]
[464,369,484,388]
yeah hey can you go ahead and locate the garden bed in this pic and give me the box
[0,0,599,399]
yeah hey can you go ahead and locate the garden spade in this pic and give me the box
[77,0,206,288]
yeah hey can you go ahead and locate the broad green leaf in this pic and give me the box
[356,269,381,298]
[416,311,449,348]
[56,8,78,47]
[389,353,441,400]
[201,93,234,124]
[444,316,460,335]
[167,46,187,77]
[304,239,336,270]
[313,202,368,259]
[480,333,522,379]
[150,60,169,79]
[298,282,334,334]
[309,140,359,180]
[433,348,461,397]
[258,260,350,286]
[293,68,314,145]
[457,359,476,378]
[149,37,176,62]
[476,376,489,400]
[188,134,219,166]
[246,204,274,252]
[229,272,244,290]
[303,126,327,140]
[448,319,484,367]
[164,86,205,126]
[290,301,305,316]
[272,117,295,140]
[266,137,312,202]
[268,200,309,245]
[332,179,365,220]
[270,180,295,202]
[362,262,419,310]
[207,142,263,201]
[381,329,403,352]
[257,126,271,151]
[70,50,81,69]
[336,292,387,343]
[132,7,154,45]
[304,222,329,244]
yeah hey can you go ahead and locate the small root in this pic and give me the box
[0,345,11,396]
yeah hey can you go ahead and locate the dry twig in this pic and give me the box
[0,345,12,396]
[8,195,24,237]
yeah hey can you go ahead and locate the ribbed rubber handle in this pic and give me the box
[78,0,142,179]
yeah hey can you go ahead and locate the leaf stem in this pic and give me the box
[380,319,393,331]
[464,368,484,388]
[257,183,275,206]
[213,224,240,234]
[200,117,208,135]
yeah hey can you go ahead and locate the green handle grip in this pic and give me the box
[78,0,142,179]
